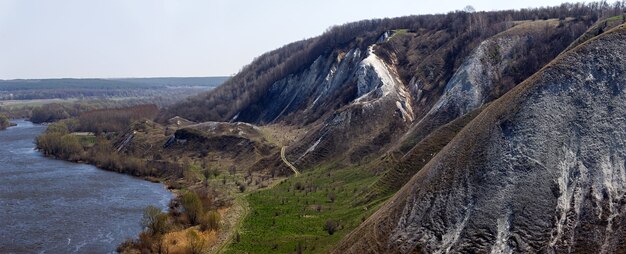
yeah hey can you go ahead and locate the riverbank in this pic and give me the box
[33,117,252,253]
[0,120,172,253]
[0,115,16,130]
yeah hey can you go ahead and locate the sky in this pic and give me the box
[0,0,576,79]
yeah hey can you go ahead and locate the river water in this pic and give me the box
[0,120,172,253]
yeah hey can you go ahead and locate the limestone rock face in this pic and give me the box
[235,48,364,124]
[287,44,414,168]
[334,27,626,254]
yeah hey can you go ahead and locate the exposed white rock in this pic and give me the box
[297,136,323,161]
[334,27,626,254]
[432,36,521,116]
[355,46,397,99]
[491,213,513,254]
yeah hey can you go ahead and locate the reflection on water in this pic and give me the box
[0,120,172,253]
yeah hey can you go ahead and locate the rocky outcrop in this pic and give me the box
[334,26,626,253]
[364,19,588,202]
[235,48,364,125]
[397,19,576,154]
[286,43,414,168]
[170,121,276,158]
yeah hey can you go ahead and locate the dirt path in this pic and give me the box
[210,196,249,254]
[211,177,287,253]
[210,148,299,253]
[281,146,300,176]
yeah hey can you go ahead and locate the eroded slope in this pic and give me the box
[335,25,626,254]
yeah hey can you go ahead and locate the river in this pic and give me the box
[0,120,173,253]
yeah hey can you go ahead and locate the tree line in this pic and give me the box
[161,1,626,123]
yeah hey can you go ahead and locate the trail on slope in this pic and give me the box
[281,146,301,176]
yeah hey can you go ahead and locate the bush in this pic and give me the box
[30,103,70,123]
[324,219,338,235]
[294,181,304,191]
[77,104,158,133]
[0,114,15,130]
[328,193,336,203]
[36,132,84,160]
[141,205,169,236]
[199,210,221,231]
[181,191,203,225]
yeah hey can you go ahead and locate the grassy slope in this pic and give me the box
[563,14,625,53]
[225,164,385,253]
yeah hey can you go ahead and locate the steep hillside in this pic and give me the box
[33,4,626,253]
[563,14,626,52]
[395,18,585,153]
[162,5,607,124]
[155,8,619,189]
[236,18,588,171]
[362,18,589,200]
[334,25,626,253]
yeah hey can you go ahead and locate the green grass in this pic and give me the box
[0,99,76,109]
[606,14,626,21]
[224,164,385,253]
[393,29,409,35]
[388,29,409,41]
[73,133,97,147]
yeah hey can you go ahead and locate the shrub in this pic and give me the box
[294,181,304,191]
[328,192,336,203]
[30,103,70,123]
[0,114,14,129]
[77,104,158,133]
[141,205,169,236]
[181,191,203,225]
[324,219,338,235]
[36,132,83,160]
[199,210,221,231]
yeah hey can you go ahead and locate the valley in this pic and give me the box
[4,2,626,253]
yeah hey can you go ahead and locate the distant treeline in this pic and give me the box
[78,104,159,133]
[161,1,626,123]
[28,101,159,127]
[0,78,226,120]
[0,77,228,100]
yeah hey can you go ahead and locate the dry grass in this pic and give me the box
[259,124,308,146]
[162,228,219,254]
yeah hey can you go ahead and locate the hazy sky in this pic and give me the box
[0,0,575,79]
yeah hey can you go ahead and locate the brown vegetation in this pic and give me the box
[161,2,625,124]
[77,104,158,133]
[0,114,15,130]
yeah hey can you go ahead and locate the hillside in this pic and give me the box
[31,3,626,253]
[161,4,609,123]
[334,24,626,254]
[163,11,599,171]
[148,4,626,253]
